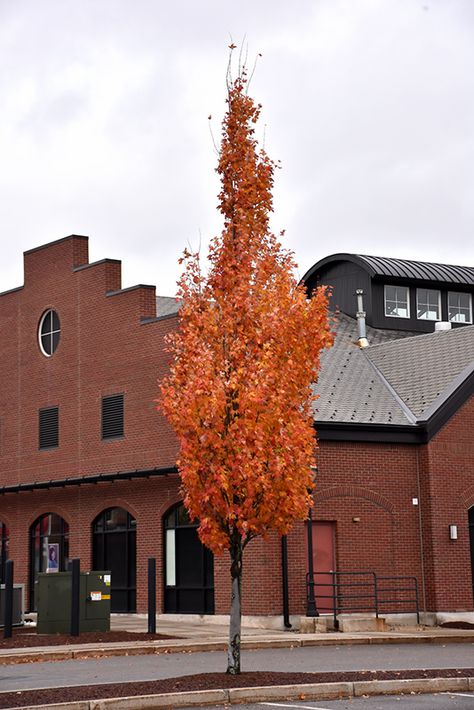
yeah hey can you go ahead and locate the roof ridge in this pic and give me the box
[363,353,417,424]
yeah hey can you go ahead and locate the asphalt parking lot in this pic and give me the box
[184,693,474,709]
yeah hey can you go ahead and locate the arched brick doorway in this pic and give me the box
[164,503,214,614]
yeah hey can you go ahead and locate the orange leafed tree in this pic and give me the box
[160,55,333,674]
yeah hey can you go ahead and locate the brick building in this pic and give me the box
[0,238,473,626]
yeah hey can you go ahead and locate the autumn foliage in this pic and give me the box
[160,58,332,672]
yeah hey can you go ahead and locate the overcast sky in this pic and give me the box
[1,0,473,296]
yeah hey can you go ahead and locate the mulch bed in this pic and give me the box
[1,668,473,709]
[0,627,176,649]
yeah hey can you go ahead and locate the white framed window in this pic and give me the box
[38,310,61,356]
[416,289,441,321]
[384,285,410,318]
[448,291,472,323]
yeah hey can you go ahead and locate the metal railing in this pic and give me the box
[306,570,419,630]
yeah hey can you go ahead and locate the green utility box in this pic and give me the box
[36,571,111,634]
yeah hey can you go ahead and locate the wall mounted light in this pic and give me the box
[449,525,458,541]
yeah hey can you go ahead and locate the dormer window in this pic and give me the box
[448,292,472,323]
[416,289,440,321]
[384,286,409,318]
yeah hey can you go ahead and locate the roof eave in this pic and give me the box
[315,368,474,445]
[315,420,425,444]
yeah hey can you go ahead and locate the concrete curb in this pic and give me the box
[10,676,474,710]
[353,676,470,696]
[2,631,474,665]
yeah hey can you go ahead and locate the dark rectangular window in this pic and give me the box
[39,407,59,449]
[102,394,124,439]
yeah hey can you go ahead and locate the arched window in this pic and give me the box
[164,502,214,614]
[29,513,69,610]
[0,522,9,584]
[92,507,136,613]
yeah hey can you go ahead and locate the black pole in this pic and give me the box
[306,505,319,617]
[281,536,292,629]
[70,558,80,637]
[147,558,156,634]
[3,559,13,639]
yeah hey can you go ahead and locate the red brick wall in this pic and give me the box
[0,236,180,610]
[0,235,179,491]
[312,441,426,613]
[311,414,474,615]
[420,396,474,612]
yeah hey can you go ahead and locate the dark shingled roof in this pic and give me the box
[314,315,474,426]
[313,315,415,425]
[366,324,474,419]
[156,296,181,317]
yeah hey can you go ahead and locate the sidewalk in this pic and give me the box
[1,615,474,665]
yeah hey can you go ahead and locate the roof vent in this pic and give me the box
[435,321,452,332]
[355,289,369,348]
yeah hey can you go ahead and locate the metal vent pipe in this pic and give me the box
[356,289,369,348]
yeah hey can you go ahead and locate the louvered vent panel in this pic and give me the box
[102,394,124,439]
[39,407,59,449]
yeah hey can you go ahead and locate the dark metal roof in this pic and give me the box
[303,253,474,286]
[358,255,474,284]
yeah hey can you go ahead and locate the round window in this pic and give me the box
[38,310,61,356]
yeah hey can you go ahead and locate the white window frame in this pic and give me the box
[448,291,473,324]
[38,309,61,357]
[416,288,441,321]
[384,285,410,319]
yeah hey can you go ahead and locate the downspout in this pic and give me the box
[281,535,292,629]
[416,448,427,612]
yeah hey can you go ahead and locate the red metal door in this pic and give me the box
[311,521,336,613]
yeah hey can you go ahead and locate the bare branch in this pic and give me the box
[208,116,220,155]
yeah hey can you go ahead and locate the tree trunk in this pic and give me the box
[227,539,243,674]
